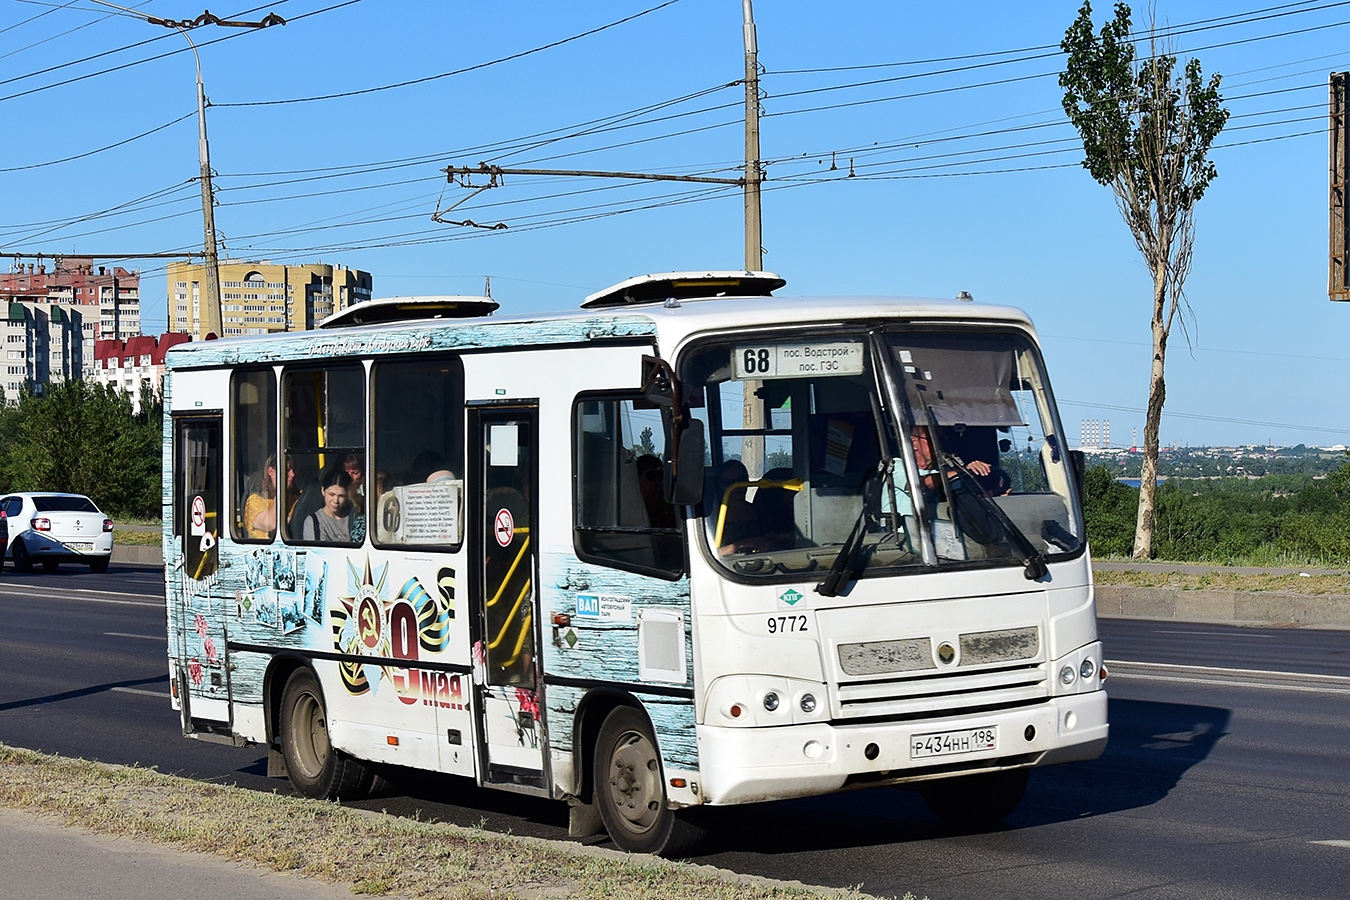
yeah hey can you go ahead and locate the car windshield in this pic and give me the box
[682,328,1083,582]
[33,496,99,513]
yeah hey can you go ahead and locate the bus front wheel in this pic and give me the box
[593,706,702,857]
[919,768,1029,828]
[279,668,375,801]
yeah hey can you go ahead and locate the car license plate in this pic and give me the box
[66,542,93,551]
[910,725,998,759]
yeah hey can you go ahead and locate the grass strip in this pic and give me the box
[1094,569,1350,595]
[0,744,895,900]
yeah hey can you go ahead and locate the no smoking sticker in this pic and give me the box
[493,508,514,547]
[190,495,206,536]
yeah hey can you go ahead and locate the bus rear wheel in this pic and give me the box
[593,706,702,857]
[919,768,1029,828]
[279,668,375,801]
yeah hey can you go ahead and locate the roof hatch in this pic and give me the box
[319,295,498,329]
[581,270,786,309]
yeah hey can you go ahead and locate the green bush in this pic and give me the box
[0,382,162,520]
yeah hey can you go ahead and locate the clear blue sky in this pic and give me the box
[2,0,1348,448]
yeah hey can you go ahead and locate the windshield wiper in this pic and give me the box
[943,453,1048,580]
[816,461,887,598]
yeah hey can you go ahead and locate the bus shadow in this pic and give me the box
[697,696,1230,855]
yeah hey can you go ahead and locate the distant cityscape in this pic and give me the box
[1077,419,1346,478]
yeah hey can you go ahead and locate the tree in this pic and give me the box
[1060,2,1228,559]
[0,380,163,520]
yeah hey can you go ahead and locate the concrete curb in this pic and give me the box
[112,544,162,566]
[116,544,1350,628]
[1094,585,1350,628]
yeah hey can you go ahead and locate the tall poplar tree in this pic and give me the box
[1060,2,1228,559]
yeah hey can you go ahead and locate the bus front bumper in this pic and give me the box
[693,690,1107,806]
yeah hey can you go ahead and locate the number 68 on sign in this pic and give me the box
[734,341,864,379]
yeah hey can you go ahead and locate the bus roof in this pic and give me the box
[164,283,1038,369]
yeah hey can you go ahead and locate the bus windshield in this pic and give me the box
[683,328,1083,582]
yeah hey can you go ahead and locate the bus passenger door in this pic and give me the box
[172,414,232,727]
[470,406,546,789]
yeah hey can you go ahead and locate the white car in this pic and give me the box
[1,492,114,573]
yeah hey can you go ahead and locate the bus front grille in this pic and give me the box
[834,663,1048,720]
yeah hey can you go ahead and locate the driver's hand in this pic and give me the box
[967,459,992,477]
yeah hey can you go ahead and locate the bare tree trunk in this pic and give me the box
[1133,263,1169,559]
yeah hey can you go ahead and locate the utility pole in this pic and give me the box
[90,4,285,338]
[743,0,762,271]
[439,5,767,272]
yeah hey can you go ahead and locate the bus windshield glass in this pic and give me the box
[683,328,1083,581]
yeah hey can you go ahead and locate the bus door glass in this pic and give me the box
[172,414,231,724]
[470,406,544,786]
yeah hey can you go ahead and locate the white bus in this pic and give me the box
[163,272,1107,855]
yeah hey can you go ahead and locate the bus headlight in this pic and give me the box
[763,691,780,712]
[799,693,817,713]
[1080,658,1096,681]
[1059,665,1077,686]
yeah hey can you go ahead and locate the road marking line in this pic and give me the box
[0,587,160,607]
[104,632,163,641]
[1107,659,1350,684]
[1107,671,1350,695]
[1154,630,1274,638]
[110,687,170,699]
[1311,840,1350,848]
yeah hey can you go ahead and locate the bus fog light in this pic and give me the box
[1059,665,1077,686]
[1065,710,1078,730]
[1080,658,1096,680]
[763,691,780,712]
[800,693,817,713]
[803,740,824,760]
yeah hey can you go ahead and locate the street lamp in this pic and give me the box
[90,4,285,339]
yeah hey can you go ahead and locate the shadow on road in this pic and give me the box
[690,696,1230,855]
[0,675,170,712]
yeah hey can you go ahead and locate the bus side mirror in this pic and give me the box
[1068,449,1085,492]
[641,355,675,408]
[666,417,705,506]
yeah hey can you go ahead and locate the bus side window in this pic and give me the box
[231,368,277,541]
[573,394,684,579]
[280,364,365,545]
[370,356,465,548]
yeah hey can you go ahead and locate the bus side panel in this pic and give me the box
[539,555,697,794]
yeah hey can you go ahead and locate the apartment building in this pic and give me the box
[0,258,142,379]
[0,302,85,404]
[167,259,372,339]
[92,333,191,413]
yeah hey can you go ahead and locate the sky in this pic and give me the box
[1,0,1348,448]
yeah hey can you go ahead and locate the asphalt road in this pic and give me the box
[1,563,1347,900]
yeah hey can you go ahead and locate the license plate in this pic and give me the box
[65,542,94,551]
[910,725,998,759]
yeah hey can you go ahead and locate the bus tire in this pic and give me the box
[279,668,372,801]
[919,768,1029,828]
[593,705,702,857]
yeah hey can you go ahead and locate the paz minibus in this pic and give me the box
[163,271,1107,855]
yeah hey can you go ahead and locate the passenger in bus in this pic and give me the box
[301,468,353,542]
[244,455,278,539]
[343,453,365,513]
[635,455,676,528]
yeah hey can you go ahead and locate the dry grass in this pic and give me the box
[113,528,160,546]
[0,744,897,900]
[1094,568,1350,595]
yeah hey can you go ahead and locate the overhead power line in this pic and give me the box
[215,0,687,108]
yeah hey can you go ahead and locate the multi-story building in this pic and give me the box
[166,259,372,339]
[92,333,191,413]
[0,258,142,378]
[0,301,86,404]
